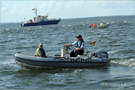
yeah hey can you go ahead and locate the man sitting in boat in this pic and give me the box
[92,23,97,27]
[100,22,104,26]
[64,35,85,57]
[36,43,46,57]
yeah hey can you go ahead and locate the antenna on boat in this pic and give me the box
[97,31,101,50]
[85,31,101,57]
[24,17,25,21]
[32,7,37,16]
[34,7,37,16]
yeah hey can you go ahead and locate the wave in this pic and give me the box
[62,25,66,27]
[108,50,120,54]
[68,25,72,27]
[110,58,135,67]
[26,28,31,30]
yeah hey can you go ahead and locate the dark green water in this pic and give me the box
[0,15,135,90]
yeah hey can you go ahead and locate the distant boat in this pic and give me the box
[90,24,110,29]
[21,8,61,27]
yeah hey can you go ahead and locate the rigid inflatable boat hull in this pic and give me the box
[14,52,110,69]
[90,24,110,29]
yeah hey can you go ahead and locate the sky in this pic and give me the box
[0,0,134,22]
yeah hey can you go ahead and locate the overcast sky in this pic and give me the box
[1,0,134,22]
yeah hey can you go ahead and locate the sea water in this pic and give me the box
[0,15,135,90]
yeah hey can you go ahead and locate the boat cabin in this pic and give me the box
[34,15,48,22]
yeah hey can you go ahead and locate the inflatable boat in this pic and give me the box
[90,24,110,29]
[14,48,110,69]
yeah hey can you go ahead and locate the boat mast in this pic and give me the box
[34,8,37,16]
[32,7,37,16]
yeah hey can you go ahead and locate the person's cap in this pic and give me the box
[76,35,82,38]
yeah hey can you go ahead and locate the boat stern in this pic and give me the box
[21,22,25,27]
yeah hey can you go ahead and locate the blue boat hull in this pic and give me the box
[21,20,60,27]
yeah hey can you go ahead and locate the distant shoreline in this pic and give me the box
[0,15,134,24]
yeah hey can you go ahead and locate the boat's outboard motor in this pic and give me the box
[94,51,108,58]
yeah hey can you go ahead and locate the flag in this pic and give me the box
[89,42,96,45]
[32,9,35,11]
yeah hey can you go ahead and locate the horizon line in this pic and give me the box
[0,14,134,23]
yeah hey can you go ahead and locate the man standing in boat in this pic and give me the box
[64,35,85,57]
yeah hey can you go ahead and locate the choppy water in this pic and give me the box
[0,15,135,90]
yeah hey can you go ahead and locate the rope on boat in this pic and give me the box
[56,56,91,62]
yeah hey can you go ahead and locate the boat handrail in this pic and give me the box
[49,18,60,20]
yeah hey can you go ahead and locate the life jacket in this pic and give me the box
[39,48,46,56]
[93,24,97,27]
[77,39,84,48]
[100,23,104,26]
